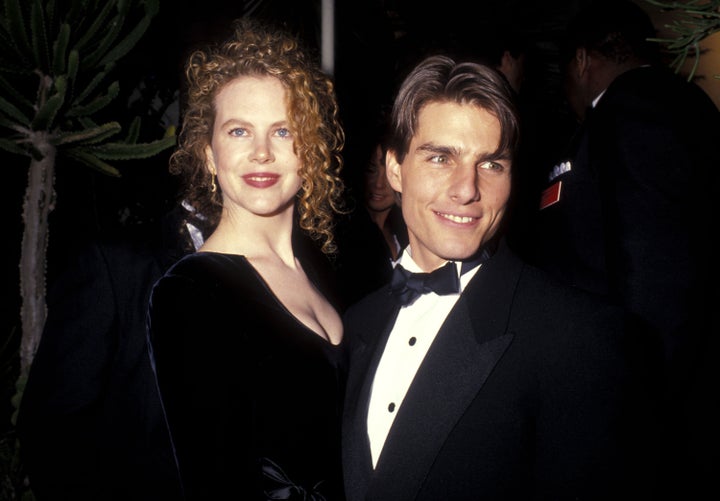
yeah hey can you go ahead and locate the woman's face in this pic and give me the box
[205,75,302,221]
[364,144,396,214]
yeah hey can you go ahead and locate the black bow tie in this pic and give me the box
[389,243,497,307]
[390,261,460,307]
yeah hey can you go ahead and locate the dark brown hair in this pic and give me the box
[387,55,520,164]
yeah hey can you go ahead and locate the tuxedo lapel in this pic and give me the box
[367,242,521,500]
[342,291,401,501]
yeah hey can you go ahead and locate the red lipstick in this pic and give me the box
[242,172,280,188]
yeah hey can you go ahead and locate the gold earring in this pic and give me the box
[210,173,217,193]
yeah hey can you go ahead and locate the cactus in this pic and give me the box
[0,0,175,411]
[644,0,720,80]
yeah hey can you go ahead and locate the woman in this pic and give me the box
[147,18,346,499]
[334,111,408,308]
[362,142,407,263]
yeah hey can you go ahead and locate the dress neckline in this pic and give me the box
[197,251,343,347]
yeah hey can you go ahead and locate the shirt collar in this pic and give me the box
[399,247,477,289]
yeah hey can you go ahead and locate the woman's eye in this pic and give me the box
[229,128,248,137]
[366,163,380,174]
[275,127,292,138]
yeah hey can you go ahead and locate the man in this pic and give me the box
[528,1,720,497]
[342,55,654,500]
[16,204,204,500]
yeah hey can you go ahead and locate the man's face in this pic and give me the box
[386,101,512,271]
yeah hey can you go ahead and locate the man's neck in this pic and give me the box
[589,57,646,107]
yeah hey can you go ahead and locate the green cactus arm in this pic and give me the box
[52,23,71,76]
[64,147,122,177]
[72,0,116,53]
[0,134,42,159]
[0,94,31,126]
[0,113,21,130]
[83,12,123,68]
[98,6,157,66]
[31,75,66,130]
[44,0,57,29]
[30,0,48,70]
[0,137,28,156]
[66,0,91,21]
[68,79,119,117]
[52,121,122,146]
[0,137,33,157]
[125,116,141,143]
[67,48,79,85]
[73,63,114,104]
[3,0,31,58]
[77,116,98,129]
[643,0,720,80]
[144,0,161,17]
[90,135,176,160]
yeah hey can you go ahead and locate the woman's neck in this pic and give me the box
[200,211,296,265]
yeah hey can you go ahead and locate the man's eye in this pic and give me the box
[275,127,292,138]
[229,128,248,137]
[429,155,447,164]
[479,161,503,171]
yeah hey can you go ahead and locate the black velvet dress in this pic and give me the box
[148,252,346,500]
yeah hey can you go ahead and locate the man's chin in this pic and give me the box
[436,244,486,263]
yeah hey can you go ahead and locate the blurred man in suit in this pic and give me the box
[16,204,204,500]
[528,1,720,497]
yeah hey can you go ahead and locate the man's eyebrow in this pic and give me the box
[416,142,510,162]
[484,150,512,162]
[416,143,458,156]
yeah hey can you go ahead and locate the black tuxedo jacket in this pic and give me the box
[531,66,720,335]
[17,231,188,500]
[528,66,720,496]
[342,241,655,500]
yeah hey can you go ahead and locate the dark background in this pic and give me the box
[1,0,590,432]
[3,0,588,294]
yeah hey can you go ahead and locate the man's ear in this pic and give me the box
[386,149,403,193]
[499,50,516,74]
[575,47,590,78]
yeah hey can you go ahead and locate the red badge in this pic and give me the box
[539,180,562,210]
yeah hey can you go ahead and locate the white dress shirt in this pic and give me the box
[366,248,480,467]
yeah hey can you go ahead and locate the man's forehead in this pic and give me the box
[414,102,500,136]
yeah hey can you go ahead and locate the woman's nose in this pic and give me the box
[251,138,274,163]
[373,171,387,189]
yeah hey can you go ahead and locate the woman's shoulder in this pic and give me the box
[167,251,249,277]
[152,251,258,299]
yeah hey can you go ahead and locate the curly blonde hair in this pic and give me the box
[169,17,345,254]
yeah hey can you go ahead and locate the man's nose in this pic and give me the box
[448,164,480,203]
